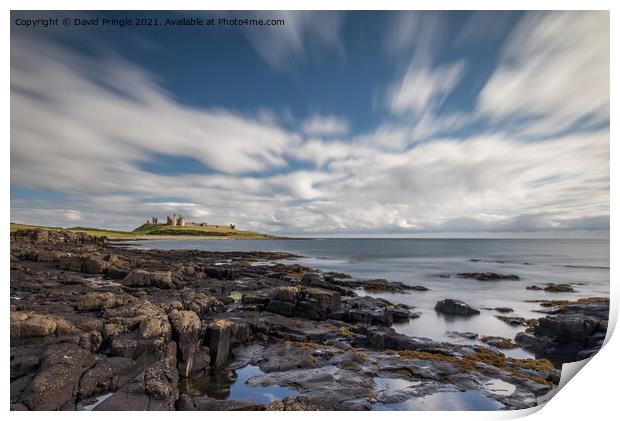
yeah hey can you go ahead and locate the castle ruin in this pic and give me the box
[147,213,230,229]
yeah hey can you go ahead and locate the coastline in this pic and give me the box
[10,222,288,241]
[10,228,609,411]
[107,235,293,242]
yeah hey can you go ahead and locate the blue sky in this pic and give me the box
[10,11,610,236]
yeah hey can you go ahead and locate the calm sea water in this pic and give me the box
[133,238,609,354]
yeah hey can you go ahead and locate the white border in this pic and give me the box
[3,2,616,420]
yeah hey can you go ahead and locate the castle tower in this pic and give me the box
[166,214,177,226]
[178,215,186,227]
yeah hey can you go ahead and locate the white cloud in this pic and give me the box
[388,60,464,115]
[478,11,609,135]
[301,115,349,137]
[144,202,199,208]
[10,14,610,236]
[385,12,445,59]
[242,11,344,70]
[11,35,300,197]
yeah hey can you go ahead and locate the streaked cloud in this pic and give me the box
[301,115,349,136]
[388,59,464,115]
[10,12,609,237]
[242,11,345,70]
[478,11,609,135]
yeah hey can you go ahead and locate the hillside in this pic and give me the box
[10,222,276,240]
[130,223,275,239]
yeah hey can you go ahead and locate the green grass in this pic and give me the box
[130,223,275,239]
[10,222,276,240]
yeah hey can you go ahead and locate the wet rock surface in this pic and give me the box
[9,228,606,411]
[515,298,609,365]
[457,272,520,281]
[434,299,480,316]
[526,283,576,293]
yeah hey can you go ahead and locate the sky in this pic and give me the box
[10,11,610,237]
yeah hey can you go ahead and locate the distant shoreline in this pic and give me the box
[107,235,295,242]
[9,222,287,241]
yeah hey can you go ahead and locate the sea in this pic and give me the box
[132,238,609,359]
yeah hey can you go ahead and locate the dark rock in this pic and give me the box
[181,396,264,411]
[22,343,96,410]
[11,355,41,379]
[479,336,517,349]
[446,331,478,340]
[168,310,203,377]
[267,396,353,411]
[78,292,125,311]
[495,316,528,326]
[78,358,114,399]
[180,291,226,317]
[301,272,354,295]
[138,315,172,340]
[204,265,240,280]
[96,342,178,410]
[11,311,81,340]
[515,300,609,364]
[361,278,427,293]
[535,314,598,343]
[264,286,341,321]
[435,299,480,316]
[544,283,576,293]
[205,320,233,367]
[82,256,109,274]
[457,272,520,281]
[336,296,414,326]
[122,269,173,289]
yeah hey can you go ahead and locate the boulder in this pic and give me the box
[168,310,203,377]
[516,300,609,364]
[479,336,517,349]
[446,331,478,340]
[205,320,233,367]
[11,311,81,340]
[22,343,96,410]
[544,283,576,293]
[361,278,427,292]
[78,359,114,399]
[180,291,226,317]
[35,250,66,263]
[434,299,480,316]
[58,255,85,272]
[297,288,341,320]
[264,286,341,321]
[96,343,178,411]
[534,314,598,343]
[78,292,125,311]
[335,296,414,326]
[138,315,172,340]
[496,316,528,326]
[204,265,239,280]
[122,269,173,289]
[82,256,109,274]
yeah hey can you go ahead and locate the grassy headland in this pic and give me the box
[10,222,278,240]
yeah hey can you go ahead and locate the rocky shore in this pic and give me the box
[10,229,609,411]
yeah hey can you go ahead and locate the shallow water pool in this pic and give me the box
[179,364,298,404]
